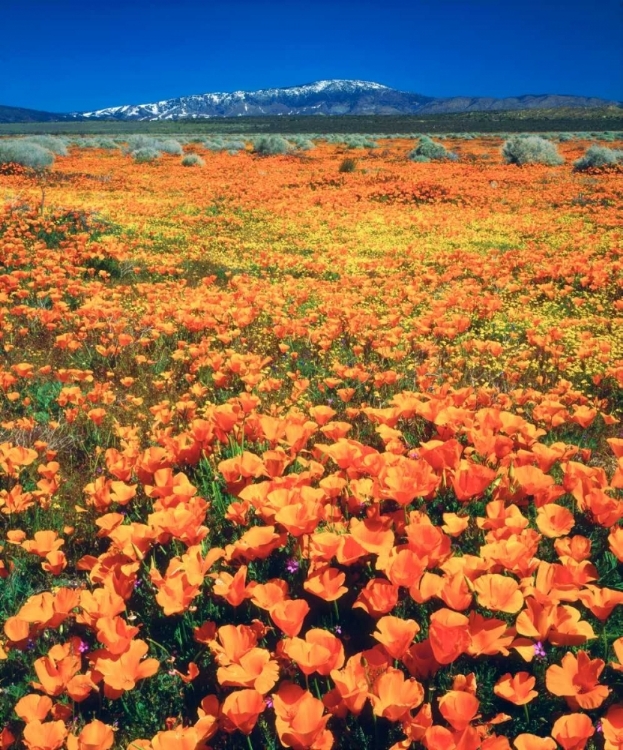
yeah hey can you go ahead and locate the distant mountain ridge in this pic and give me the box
[0,80,620,123]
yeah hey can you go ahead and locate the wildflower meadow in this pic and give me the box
[1,133,623,750]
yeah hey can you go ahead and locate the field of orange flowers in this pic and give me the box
[1,136,623,750]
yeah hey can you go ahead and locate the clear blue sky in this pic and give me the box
[1,0,621,111]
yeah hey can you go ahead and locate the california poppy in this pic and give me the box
[550,713,594,750]
[493,673,538,705]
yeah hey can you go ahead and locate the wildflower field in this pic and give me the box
[2,134,623,750]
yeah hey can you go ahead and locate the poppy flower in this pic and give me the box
[428,609,470,664]
[373,616,420,660]
[217,648,279,694]
[221,688,265,735]
[150,727,202,750]
[536,504,575,538]
[513,735,556,750]
[353,578,399,617]
[283,628,344,677]
[330,655,369,716]
[493,672,538,705]
[438,690,480,730]
[14,694,53,723]
[269,598,310,637]
[90,639,159,698]
[473,574,524,614]
[368,667,424,722]
[550,713,594,750]
[546,651,609,709]
[601,705,623,750]
[66,720,114,750]
[304,566,348,602]
[22,720,67,750]
[452,460,497,501]
[273,683,331,750]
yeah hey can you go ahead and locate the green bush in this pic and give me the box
[338,157,357,173]
[23,135,68,156]
[253,135,292,156]
[132,147,161,163]
[409,136,457,162]
[574,145,623,171]
[501,135,564,166]
[0,140,55,170]
[158,139,183,155]
[181,153,205,167]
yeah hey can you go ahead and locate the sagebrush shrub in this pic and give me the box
[158,139,183,156]
[23,135,68,156]
[0,140,55,170]
[409,136,457,162]
[181,153,205,167]
[132,147,161,163]
[253,135,292,156]
[574,145,623,171]
[502,135,564,166]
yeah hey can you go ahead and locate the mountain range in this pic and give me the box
[1,80,620,123]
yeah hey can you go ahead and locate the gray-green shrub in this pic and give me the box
[181,153,205,167]
[253,135,292,156]
[132,147,160,163]
[574,145,623,171]
[501,135,564,166]
[157,139,183,155]
[409,136,457,162]
[0,140,55,170]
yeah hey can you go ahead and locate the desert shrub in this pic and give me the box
[409,154,431,163]
[23,135,68,156]
[181,153,205,167]
[226,139,247,152]
[97,138,119,150]
[501,135,564,166]
[338,157,357,173]
[126,135,160,153]
[157,139,183,155]
[253,135,292,156]
[132,147,161,163]
[409,136,457,162]
[574,145,623,171]
[0,140,55,170]
[558,133,573,142]
[291,136,316,151]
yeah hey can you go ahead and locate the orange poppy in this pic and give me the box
[66,720,114,750]
[22,720,67,750]
[513,735,556,750]
[217,647,278,694]
[550,713,594,750]
[373,615,420,660]
[14,694,53,723]
[428,609,471,664]
[545,651,609,710]
[369,667,424,722]
[90,639,159,698]
[273,683,331,750]
[493,672,538,705]
[220,688,265,735]
[473,574,524,614]
[269,598,310,637]
[304,566,348,602]
[330,655,370,716]
[601,705,623,750]
[438,690,480,730]
[283,628,344,677]
[536,504,575,538]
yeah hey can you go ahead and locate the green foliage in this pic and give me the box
[501,135,564,166]
[253,134,292,156]
[409,135,457,162]
[0,139,55,170]
[133,147,161,163]
[158,139,183,155]
[338,157,357,173]
[574,145,623,171]
[181,153,205,167]
[22,135,68,155]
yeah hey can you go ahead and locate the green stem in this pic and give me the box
[603,625,609,661]
[333,599,340,624]
[246,734,254,750]
[523,703,530,724]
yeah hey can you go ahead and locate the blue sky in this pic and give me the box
[1,0,621,111]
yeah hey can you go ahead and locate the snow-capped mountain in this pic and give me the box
[1,81,619,123]
[76,80,434,120]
